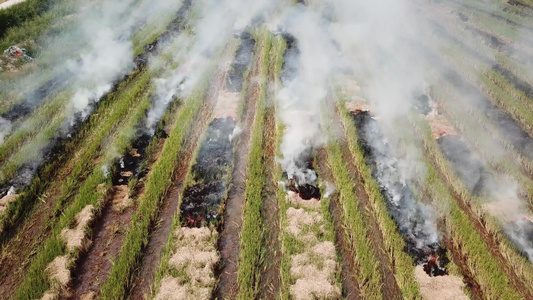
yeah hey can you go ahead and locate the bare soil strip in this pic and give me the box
[71,134,169,299]
[315,149,361,300]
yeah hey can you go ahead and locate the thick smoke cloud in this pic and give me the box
[275,6,337,184]
[65,0,186,123]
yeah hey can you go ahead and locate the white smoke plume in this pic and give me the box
[324,0,533,262]
[276,6,337,184]
[146,0,278,133]
[64,0,185,123]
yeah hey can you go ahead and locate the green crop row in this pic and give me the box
[0,69,152,239]
[450,0,533,31]
[410,113,527,299]
[434,84,533,204]
[417,45,533,292]
[236,29,272,300]
[268,36,292,300]
[98,42,235,298]
[0,0,72,45]
[13,70,155,300]
[420,0,533,87]
[0,90,69,167]
[324,140,383,300]
[418,40,533,290]
[430,40,533,201]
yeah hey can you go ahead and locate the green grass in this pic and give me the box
[324,135,383,300]
[236,29,271,300]
[419,27,533,200]
[12,70,155,300]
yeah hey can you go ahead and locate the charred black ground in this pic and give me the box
[282,151,321,200]
[278,33,321,201]
[134,0,192,69]
[179,117,235,227]
[112,131,152,186]
[351,110,448,275]
[226,32,255,92]
[437,135,493,196]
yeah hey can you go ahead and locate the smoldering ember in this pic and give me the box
[1,0,533,300]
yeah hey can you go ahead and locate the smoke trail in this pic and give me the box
[0,0,186,193]
[145,0,277,133]
[64,0,185,125]
[275,6,336,185]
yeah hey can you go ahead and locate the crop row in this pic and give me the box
[235,29,272,299]
[409,112,527,299]
[100,41,238,299]
[12,67,156,299]
[417,35,533,293]
[419,21,533,194]
[0,68,151,240]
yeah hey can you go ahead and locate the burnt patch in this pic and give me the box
[507,0,533,10]
[226,33,255,92]
[179,117,235,227]
[464,26,505,50]
[451,0,533,34]
[492,64,533,107]
[282,149,322,200]
[134,0,192,69]
[280,33,300,85]
[437,135,493,196]
[351,111,448,274]
[421,40,533,161]
[1,103,32,121]
[112,131,151,186]
[414,93,432,116]
[1,70,71,124]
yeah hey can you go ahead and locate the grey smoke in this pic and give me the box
[146,0,277,133]
[276,6,336,184]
